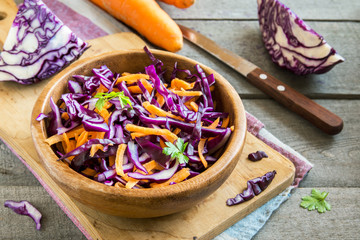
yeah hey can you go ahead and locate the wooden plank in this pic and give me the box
[176,20,360,97]
[242,99,360,187]
[254,188,360,239]
[158,0,360,21]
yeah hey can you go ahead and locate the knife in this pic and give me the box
[178,24,343,135]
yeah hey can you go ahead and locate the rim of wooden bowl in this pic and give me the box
[31,49,246,202]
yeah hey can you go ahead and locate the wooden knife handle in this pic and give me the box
[247,68,343,135]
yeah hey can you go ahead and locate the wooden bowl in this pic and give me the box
[31,50,247,218]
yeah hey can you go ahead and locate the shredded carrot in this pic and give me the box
[125,160,163,189]
[198,139,208,168]
[89,131,106,139]
[109,155,115,167]
[221,116,230,128]
[90,144,104,157]
[150,168,190,188]
[61,112,69,120]
[96,108,111,123]
[173,128,181,135]
[210,85,215,92]
[205,117,220,129]
[170,89,203,97]
[170,78,195,90]
[62,132,72,153]
[156,92,165,107]
[143,101,183,121]
[159,139,166,148]
[115,74,149,85]
[115,144,127,177]
[95,84,108,94]
[190,102,198,112]
[140,79,153,93]
[114,182,125,188]
[126,124,178,143]
[230,126,235,131]
[130,132,148,139]
[45,125,85,146]
[198,118,220,168]
[81,168,97,177]
[76,131,89,148]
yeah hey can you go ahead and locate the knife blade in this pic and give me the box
[178,24,343,135]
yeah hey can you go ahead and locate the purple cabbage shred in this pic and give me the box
[226,171,276,206]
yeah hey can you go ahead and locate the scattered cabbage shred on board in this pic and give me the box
[257,0,344,75]
[0,0,88,84]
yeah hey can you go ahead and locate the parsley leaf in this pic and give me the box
[93,91,132,111]
[300,189,331,213]
[162,138,189,164]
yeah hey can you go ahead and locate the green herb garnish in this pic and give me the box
[94,91,132,111]
[300,188,331,213]
[162,138,189,164]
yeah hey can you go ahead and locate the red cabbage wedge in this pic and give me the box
[0,0,88,84]
[257,0,344,75]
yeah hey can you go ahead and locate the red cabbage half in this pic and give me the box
[0,0,88,84]
[257,0,344,75]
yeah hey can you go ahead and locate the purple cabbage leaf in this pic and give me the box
[257,0,344,75]
[0,0,88,84]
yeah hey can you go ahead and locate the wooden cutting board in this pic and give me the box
[0,2,295,239]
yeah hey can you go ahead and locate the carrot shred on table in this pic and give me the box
[170,89,203,97]
[221,116,230,128]
[142,101,183,121]
[189,102,199,112]
[126,124,178,143]
[170,78,195,90]
[115,74,150,85]
[90,144,104,157]
[150,168,190,188]
[76,131,89,148]
[115,144,127,177]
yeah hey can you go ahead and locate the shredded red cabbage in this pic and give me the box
[4,200,42,230]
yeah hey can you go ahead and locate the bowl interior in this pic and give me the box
[31,49,247,217]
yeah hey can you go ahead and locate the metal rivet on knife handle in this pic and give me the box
[247,68,343,135]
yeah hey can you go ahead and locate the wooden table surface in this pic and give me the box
[1,0,359,239]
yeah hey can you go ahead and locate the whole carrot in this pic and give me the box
[158,0,195,9]
[89,0,183,52]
